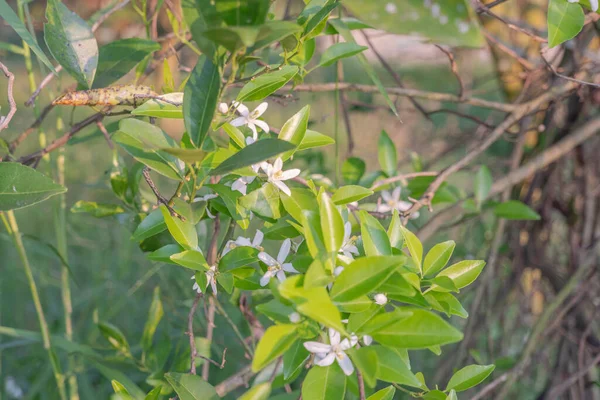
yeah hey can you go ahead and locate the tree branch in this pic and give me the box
[0,61,17,132]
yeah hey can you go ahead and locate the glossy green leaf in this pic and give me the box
[378,130,397,177]
[252,20,303,50]
[210,139,295,176]
[303,0,340,37]
[252,324,298,372]
[112,380,131,397]
[319,192,344,255]
[161,147,207,164]
[0,163,66,211]
[239,183,281,220]
[330,256,403,302]
[494,200,540,220]
[343,0,484,48]
[371,308,463,349]
[387,210,404,250]
[132,93,184,119]
[278,105,310,160]
[428,292,468,318]
[367,386,396,400]
[239,383,271,400]
[342,157,366,185]
[183,55,221,147]
[547,0,585,48]
[170,249,208,271]
[400,225,423,272]
[91,361,145,400]
[93,38,159,88]
[44,0,98,88]
[423,240,455,277]
[164,373,219,400]
[301,364,347,400]
[361,308,413,335]
[446,389,458,400]
[98,321,130,354]
[147,244,182,263]
[113,119,184,180]
[347,303,383,334]
[141,287,163,352]
[281,188,318,222]
[371,346,421,387]
[283,340,310,380]
[423,390,447,400]
[256,299,296,323]
[160,205,198,250]
[219,246,259,271]
[144,387,162,400]
[203,26,261,51]
[0,0,55,73]
[317,42,368,67]
[297,129,334,151]
[435,260,486,290]
[223,123,246,148]
[70,201,125,217]
[332,186,373,205]
[347,347,378,387]
[328,18,398,116]
[132,209,166,242]
[360,210,392,257]
[446,364,495,392]
[474,166,492,207]
[181,0,218,57]
[237,65,299,101]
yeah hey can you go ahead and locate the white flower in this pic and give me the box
[374,293,388,305]
[230,102,270,140]
[339,222,359,261]
[218,102,229,114]
[191,265,218,295]
[193,193,218,203]
[258,238,298,286]
[328,265,345,290]
[221,230,264,256]
[5,376,23,398]
[341,318,373,347]
[376,187,419,219]
[362,335,373,346]
[260,157,300,196]
[303,328,355,376]
[289,312,301,323]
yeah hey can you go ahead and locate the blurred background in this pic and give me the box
[1,0,599,399]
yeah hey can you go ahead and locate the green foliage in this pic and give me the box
[547,0,585,47]
[0,163,66,211]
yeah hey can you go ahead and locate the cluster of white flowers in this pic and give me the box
[191,265,218,295]
[376,186,419,219]
[258,238,299,286]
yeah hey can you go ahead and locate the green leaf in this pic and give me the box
[281,188,318,222]
[222,123,246,148]
[252,324,298,372]
[132,92,184,119]
[164,373,219,400]
[371,346,421,387]
[400,226,423,272]
[297,129,335,151]
[239,183,281,220]
[181,0,218,58]
[330,256,403,302]
[361,308,413,335]
[170,249,208,271]
[211,139,295,176]
[112,380,132,398]
[91,361,146,400]
[387,210,404,250]
[319,191,344,255]
[474,166,492,207]
[301,364,347,400]
[283,340,310,379]
[0,162,66,211]
[147,244,183,263]
[547,0,585,48]
[44,0,98,88]
[98,321,130,354]
[132,209,167,241]
[378,130,397,177]
[239,383,271,400]
[93,38,160,88]
[161,147,207,165]
[278,105,310,160]
[252,21,303,50]
[183,55,221,147]
[347,347,378,387]
[367,386,396,400]
[317,42,368,67]
[371,308,463,349]
[423,241,455,278]
[256,299,296,323]
[113,119,184,180]
[332,186,373,205]
[144,387,162,400]
[279,275,346,334]
[343,0,484,48]
[0,0,55,73]
[347,303,384,334]
[434,260,486,291]
[160,205,198,250]
[342,157,366,185]
[70,201,125,217]
[303,0,340,37]
[237,66,298,102]
[494,200,540,220]
[446,389,458,400]
[446,364,495,392]
[360,210,392,257]
[141,287,163,352]
[328,18,398,116]
[219,246,259,271]
[203,26,261,52]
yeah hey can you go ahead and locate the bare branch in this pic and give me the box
[0,61,17,132]
[433,45,465,99]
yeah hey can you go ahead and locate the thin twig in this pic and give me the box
[0,61,17,132]
[547,352,600,399]
[357,369,366,400]
[202,214,221,381]
[470,373,508,400]
[142,167,181,218]
[426,108,495,129]
[96,120,113,149]
[475,1,547,42]
[541,54,600,89]
[370,171,438,190]
[197,348,227,369]
[214,365,254,397]
[188,292,203,375]
[8,103,54,152]
[433,45,465,99]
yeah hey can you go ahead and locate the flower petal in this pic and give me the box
[376,204,392,213]
[210,279,218,295]
[231,178,247,195]
[328,329,341,346]
[397,200,412,212]
[260,271,273,287]
[253,230,264,247]
[279,168,301,181]
[258,252,277,266]
[340,338,352,350]
[276,270,287,282]
[315,352,336,367]
[230,117,247,127]
[235,237,253,247]
[277,238,291,263]
[303,341,331,354]
[336,352,355,376]
[253,102,268,117]
[362,335,373,346]
[344,221,351,242]
[253,119,270,134]
[381,190,392,202]
[282,263,298,273]
[245,136,255,146]
[248,122,258,140]
[392,186,402,201]
[272,180,291,196]
[273,157,283,172]
[233,101,249,116]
